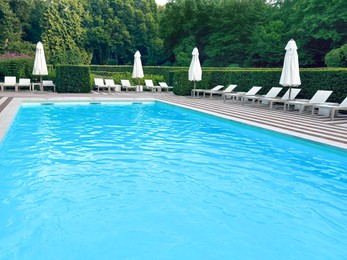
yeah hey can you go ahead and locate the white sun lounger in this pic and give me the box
[94,78,108,92]
[259,88,302,109]
[203,84,238,98]
[312,96,347,120]
[1,76,17,92]
[241,87,283,106]
[42,80,56,92]
[284,90,333,114]
[145,79,161,92]
[105,79,121,92]
[224,86,262,102]
[192,85,224,98]
[121,79,137,92]
[17,78,32,91]
[158,82,173,91]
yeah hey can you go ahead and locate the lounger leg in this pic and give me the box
[331,108,336,121]
[311,107,316,116]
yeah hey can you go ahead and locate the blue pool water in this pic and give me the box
[0,101,346,259]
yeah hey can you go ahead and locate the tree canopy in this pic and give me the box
[0,0,345,67]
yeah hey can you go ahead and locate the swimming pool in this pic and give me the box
[0,101,346,259]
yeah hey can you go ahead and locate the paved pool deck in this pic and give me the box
[1,90,347,150]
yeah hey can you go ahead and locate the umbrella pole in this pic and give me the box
[194,81,196,90]
[289,87,292,100]
[40,76,43,92]
[138,78,140,92]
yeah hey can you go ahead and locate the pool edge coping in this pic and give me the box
[0,96,347,151]
[158,99,347,151]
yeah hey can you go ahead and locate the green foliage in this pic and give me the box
[173,37,195,66]
[86,0,163,65]
[205,0,266,67]
[269,0,347,67]
[0,58,34,81]
[172,68,347,103]
[325,44,347,67]
[0,0,23,53]
[90,65,182,85]
[144,74,165,85]
[0,0,345,68]
[4,41,36,56]
[91,71,164,87]
[246,20,286,67]
[42,0,92,65]
[160,0,347,68]
[112,73,133,85]
[55,65,91,93]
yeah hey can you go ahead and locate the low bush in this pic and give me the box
[55,65,91,93]
[325,44,347,68]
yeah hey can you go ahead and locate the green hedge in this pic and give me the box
[0,58,56,82]
[172,68,347,102]
[56,65,91,93]
[90,65,182,85]
[0,58,34,81]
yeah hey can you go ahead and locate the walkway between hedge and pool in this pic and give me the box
[0,90,346,150]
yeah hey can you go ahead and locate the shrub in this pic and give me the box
[325,44,347,68]
[325,49,342,67]
[112,72,132,85]
[55,65,91,93]
[0,58,34,81]
[90,65,183,86]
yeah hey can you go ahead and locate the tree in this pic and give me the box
[85,0,162,65]
[42,0,91,65]
[204,0,266,67]
[0,0,23,53]
[273,0,347,67]
[246,20,287,67]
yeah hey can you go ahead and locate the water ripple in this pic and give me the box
[0,102,347,259]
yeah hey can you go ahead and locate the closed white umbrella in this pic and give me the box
[279,39,301,100]
[32,41,48,85]
[132,50,144,91]
[188,47,202,89]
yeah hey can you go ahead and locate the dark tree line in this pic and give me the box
[160,0,347,67]
[0,0,346,67]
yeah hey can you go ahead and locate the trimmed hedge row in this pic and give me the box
[56,65,91,93]
[172,68,347,102]
[0,58,56,82]
[90,65,182,85]
[0,58,34,81]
